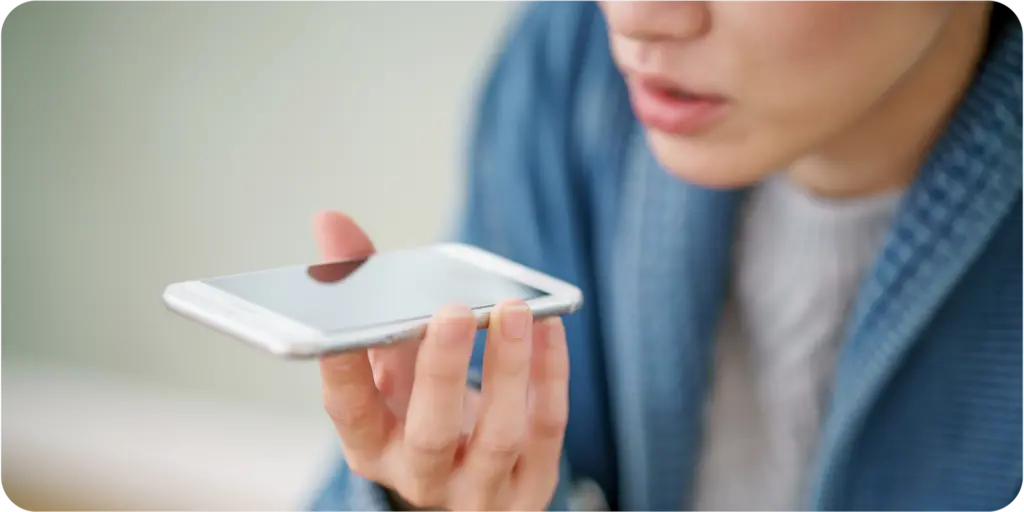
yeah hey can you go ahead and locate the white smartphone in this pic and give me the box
[162,243,583,358]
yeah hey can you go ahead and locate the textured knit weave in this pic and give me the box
[612,16,1020,508]
[693,176,902,511]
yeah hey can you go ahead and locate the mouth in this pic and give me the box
[626,74,729,135]
[644,76,714,99]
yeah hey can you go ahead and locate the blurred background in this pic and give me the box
[3,2,516,509]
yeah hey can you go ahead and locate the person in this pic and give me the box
[309,2,1021,510]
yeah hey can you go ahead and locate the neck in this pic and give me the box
[789,3,993,199]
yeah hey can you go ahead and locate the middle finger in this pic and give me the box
[399,303,478,503]
[458,300,534,499]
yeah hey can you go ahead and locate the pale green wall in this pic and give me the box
[3,1,514,417]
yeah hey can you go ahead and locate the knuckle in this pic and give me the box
[324,393,378,431]
[538,474,561,505]
[488,340,531,375]
[343,453,378,481]
[416,361,466,389]
[321,395,366,428]
[449,497,489,512]
[546,359,570,382]
[531,413,569,440]
[321,354,369,380]
[449,470,515,510]
[405,430,460,460]
[513,475,559,511]
[493,356,531,381]
[477,432,526,461]
[396,479,446,508]
[524,492,556,511]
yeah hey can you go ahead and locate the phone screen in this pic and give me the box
[203,248,548,333]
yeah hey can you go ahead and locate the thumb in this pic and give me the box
[314,210,375,261]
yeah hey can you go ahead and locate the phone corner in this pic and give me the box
[161,281,186,309]
[570,297,584,314]
[567,287,585,314]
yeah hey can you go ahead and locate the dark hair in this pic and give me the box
[987,0,1019,51]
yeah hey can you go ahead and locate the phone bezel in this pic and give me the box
[162,243,583,358]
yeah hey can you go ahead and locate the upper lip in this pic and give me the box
[626,69,726,102]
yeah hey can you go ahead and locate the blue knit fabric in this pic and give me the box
[310,3,1022,510]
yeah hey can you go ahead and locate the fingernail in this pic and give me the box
[541,317,564,344]
[500,302,531,340]
[437,303,473,343]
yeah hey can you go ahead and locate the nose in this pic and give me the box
[601,1,709,42]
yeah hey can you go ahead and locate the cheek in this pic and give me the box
[732,6,874,114]
[730,2,942,124]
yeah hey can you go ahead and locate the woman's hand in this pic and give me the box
[315,211,570,511]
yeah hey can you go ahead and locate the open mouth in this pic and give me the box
[643,78,721,103]
[627,75,729,135]
[663,87,700,101]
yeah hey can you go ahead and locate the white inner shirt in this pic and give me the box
[692,174,903,511]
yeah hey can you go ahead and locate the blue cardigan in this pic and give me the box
[312,3,1022,510]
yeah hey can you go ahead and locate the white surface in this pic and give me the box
[436,243,585,310]
[164,280,328,358]
[3,360,336,510]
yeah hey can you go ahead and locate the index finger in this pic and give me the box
[315,210,376,261]
[321,351,396,476]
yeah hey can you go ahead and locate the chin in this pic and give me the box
[646,130,769,190]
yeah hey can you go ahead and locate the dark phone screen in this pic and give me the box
[204,249,547,333]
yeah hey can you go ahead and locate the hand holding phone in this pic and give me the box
[315,211,569,511]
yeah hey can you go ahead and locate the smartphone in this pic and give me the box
[162,243,583,358]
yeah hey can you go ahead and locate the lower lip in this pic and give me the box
[628,79,728,135]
